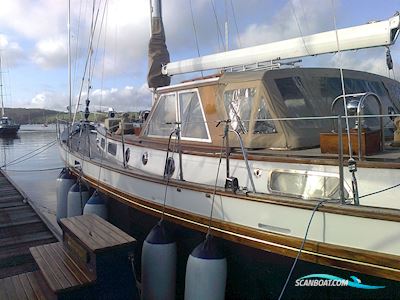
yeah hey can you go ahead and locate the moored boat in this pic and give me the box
[58,2,400,298]
[0,56,19,136]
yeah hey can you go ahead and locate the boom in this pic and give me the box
[162,13,400,76]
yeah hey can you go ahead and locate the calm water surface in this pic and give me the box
[0,124,64,234]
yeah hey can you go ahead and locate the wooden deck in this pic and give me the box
[0,169,57,279]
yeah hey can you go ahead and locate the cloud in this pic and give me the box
[86,84,152,112]
[240,0,334,47]
[0,0,67,40]
[0,34,25,66]
[27,84,151,112]
[32,36,68,69]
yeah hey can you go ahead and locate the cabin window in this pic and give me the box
[107,142,117,156]
[179,91,210,140]
[144,89,211,142]
[269,170,348,200]
[322,77,388,129]
[254,97,277,134]
[275,77,317,128]
[100,138,105,149]
[146,93,177,137]
[224,88,256,133]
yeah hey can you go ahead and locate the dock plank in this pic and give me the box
[73,215,121,245]
[0,271,54,300]
[19,273,37,299]
[3,277,18,299]
[0,278,8,299]
[30,242,95,294]
[26,271,54,300]
[11,274,29,300]
[78,214,131,244]
[61,218,106,252]
[0,170,57,279]
[61,215,135,253]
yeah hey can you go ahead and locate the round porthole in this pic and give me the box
[164,157,175,178]
[125,148,130,163]
[142,152,148,165]
[254,168,262,178]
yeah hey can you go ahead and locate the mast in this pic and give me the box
[162,13,400,76]
[0,56,4,117]
[68,0,72,127]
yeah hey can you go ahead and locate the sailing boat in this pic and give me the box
[0,56,20,136]
[58,1,400,298]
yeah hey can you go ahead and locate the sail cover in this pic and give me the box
[147,7,170,88]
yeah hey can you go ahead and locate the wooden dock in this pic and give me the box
[0,169,57,279]
[0,214,138,299]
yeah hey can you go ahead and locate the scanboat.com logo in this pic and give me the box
[295,274,385,289]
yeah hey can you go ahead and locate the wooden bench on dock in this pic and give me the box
[0,214,138,299]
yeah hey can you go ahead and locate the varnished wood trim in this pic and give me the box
[106,132,400,170]
[69,166,400,282]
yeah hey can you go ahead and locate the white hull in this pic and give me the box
[59,132,400,280]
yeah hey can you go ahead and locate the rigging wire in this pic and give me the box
[359,182,400,198]
[277,199,330,300]
[224,0,228,51]
[289,0,310,56]
[189,0,204,78]
[4,167,64,172]
[98,0,110,122]
[331,0,359,204]
[229,0,241,48]
[72,0,103,125]
[0,139,57,169]
[207,131,225,236]
[210,0,225,52]
[72,0,88,111]
[331,0,352,158]
[160,128,179,222]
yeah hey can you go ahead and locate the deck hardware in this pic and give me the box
[225,176,239,193]
[142,152,148,165]
[348,158,360,205]
[164,157,175,178]
[125,148,130,164]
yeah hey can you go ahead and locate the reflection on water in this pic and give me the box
[0,124,64,233]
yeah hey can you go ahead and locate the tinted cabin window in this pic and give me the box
[179,91,209,140]
[108,142,117,156]
[321,77,388,129]
[224,88,256,133]
[100,138,105,149]
[146,94,176,137]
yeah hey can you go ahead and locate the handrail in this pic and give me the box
[331,92,384,160]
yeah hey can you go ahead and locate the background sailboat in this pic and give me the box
[0,56,19,136]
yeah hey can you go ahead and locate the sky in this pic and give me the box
[0,0,399,113]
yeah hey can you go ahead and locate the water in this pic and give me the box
[0,124,64,235]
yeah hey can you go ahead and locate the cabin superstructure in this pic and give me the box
[142,68,400,150]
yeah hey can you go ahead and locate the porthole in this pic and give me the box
[254,168,262,178]
[142,152,148,165]
[125,148,130,163]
